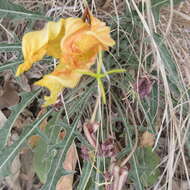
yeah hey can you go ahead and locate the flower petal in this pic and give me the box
[34,63,90,106]
[34,75,64,107]
[89,14,115,48]
[62,18,88,43]
[60,14,115,69]
[16,19,65,76]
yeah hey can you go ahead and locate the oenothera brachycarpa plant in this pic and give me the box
[0,6,127,190]
[16,8,125,106]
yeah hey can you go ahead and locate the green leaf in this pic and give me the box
[0,0,50,20]
[40,86,94,190]
[0,89,41,150]
[33,112,62,183]
[140,83,159,133]
[152,0,182,7]
[151,0,168,23]
[75,131,94,150]
[150,0,182,23]
[154,33,183,96]
[40,118,79,190]
[135,147,160,187]
[0,60,22,72]
[77,161,94,190]
[112,94,143,190]
[186,132,190,158]
[0,43,21,52]
[0,110,52,177]
[33,138,53,184]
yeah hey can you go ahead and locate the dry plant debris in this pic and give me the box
[0,76,19,109]
[56,142,77,190]
[140,131,155,147]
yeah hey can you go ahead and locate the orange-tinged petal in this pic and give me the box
[16,19,65,76]
[86,29,115,48]
[62,18,88,42]
[74,33,99,53]
[60,14,115,70]
[88,14,115,48]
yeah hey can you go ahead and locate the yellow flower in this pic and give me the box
[16,12,115,106]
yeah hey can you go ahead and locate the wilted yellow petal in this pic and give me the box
[16,19,65,76]
[89,14,115,48]
[34,75,63,107]
[62,17,88,42]
[60,13,115,69]
[34,63,91,106]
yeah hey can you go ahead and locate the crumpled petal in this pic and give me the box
[34,75,63,107]
[61,14,115,56]
[89,14,115,48]
[16,19,65,76]
[60,13,115,69]
[63,17,88,41]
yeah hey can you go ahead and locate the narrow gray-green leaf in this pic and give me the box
[0,60,22,72]
[41,82,94,190]
[0,89,41,149]
[40,118,79,190]
[112,93,143,190]
[0,109,52,177]
[77,161,93,190]
[0,43,21,51]
[33,111,63,183]
[153,33,182,91]
[0,0,50,20]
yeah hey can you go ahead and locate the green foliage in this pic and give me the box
[40,118,79,190]
[112,94,144,190]
[77,161,94,190]
[0,0,50,20]
[186,132,190,158]
[134,147,160,188]
[0,0,188,189]
[0,90,41,149]
[33,112,61,183]
[0,60,22,72]
[0,110,52,177]
[0,43,21,51]
[151,0,182,22]
[140,83,159,133]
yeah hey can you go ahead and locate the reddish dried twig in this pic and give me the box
[104,162,129,190]
[83,122,99,148]
[100,137,116,157]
